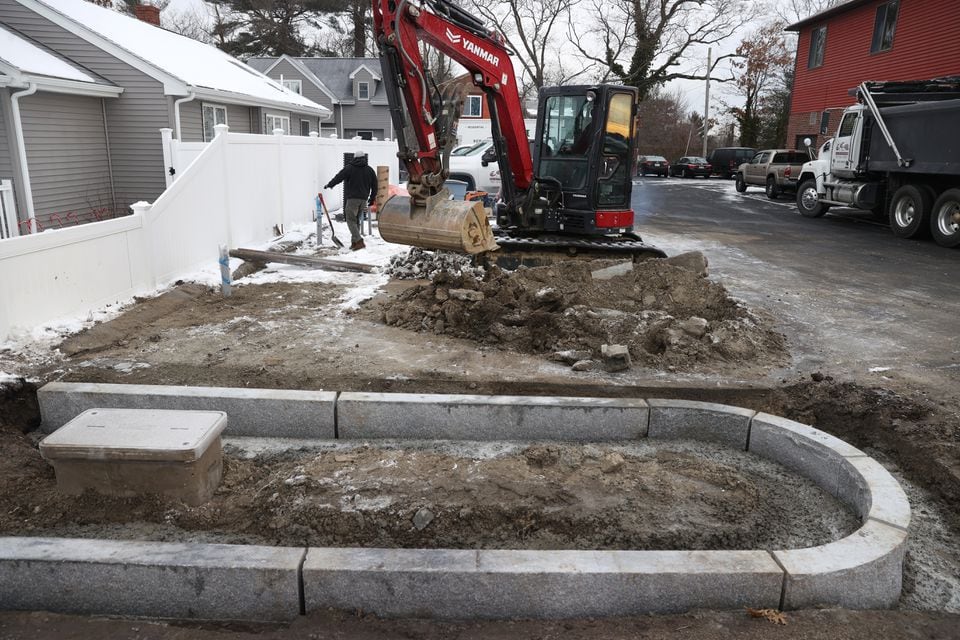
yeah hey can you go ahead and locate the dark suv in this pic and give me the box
[708,147,757,179]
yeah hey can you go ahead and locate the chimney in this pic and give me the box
[134,4,161,26]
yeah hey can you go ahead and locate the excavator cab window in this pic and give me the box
[537,94,597,189]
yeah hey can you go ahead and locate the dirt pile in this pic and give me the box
[380,258,788,371]
[0,437,854,551]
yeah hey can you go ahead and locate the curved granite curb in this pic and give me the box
[2,388,910,621]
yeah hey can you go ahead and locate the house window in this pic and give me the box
[355,130,373,141]
[463,95,482,117]
[282,79,302,94]
[807,26,826,69]
[202,103,227,142]
[300,120,311,136]
[265,113,290,135]
[871,1,899,53]
[357,81,370,100]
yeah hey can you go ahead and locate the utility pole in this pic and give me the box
[702,47,711,158]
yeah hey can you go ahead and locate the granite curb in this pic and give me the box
[12,387,910,619]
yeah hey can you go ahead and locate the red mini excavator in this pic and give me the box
[373,0,665,261]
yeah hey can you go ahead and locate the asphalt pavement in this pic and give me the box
[631,176,959,395]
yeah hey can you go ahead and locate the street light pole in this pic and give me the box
[702,47,711,158]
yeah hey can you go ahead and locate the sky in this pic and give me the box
[160,0,803,129]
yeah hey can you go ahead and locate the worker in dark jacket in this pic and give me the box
[323,151,378,250]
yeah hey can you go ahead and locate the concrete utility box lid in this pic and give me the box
[39,408,228,462]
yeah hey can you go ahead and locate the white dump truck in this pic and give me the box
[795,77,960,248]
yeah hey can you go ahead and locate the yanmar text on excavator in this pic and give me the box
[372,0,665,261]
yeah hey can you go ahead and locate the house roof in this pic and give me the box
[16,0,329,116]
[0,23,120,96]
[786,0,876,31]
[249,57,389,106]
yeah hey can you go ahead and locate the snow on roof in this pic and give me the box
[33,0,327,114]
[0,23,97,82]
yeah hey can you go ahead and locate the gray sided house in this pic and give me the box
[0,0,328,234]
[248,56,391,141]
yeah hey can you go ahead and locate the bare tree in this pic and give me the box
[725,21,792,147]
[469,0,590,97]
[771,0,844,24]
[162,6,213,43]
[569,0,755,100]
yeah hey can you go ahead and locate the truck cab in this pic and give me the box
[793,78,960,247]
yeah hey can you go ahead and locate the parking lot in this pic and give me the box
[634,175,960,399]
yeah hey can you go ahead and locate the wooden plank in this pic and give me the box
[229,248,377,273]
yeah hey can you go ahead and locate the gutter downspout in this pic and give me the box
[10,82,37,233]
[173,92,195,140]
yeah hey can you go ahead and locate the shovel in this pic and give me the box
[318,193,344,249]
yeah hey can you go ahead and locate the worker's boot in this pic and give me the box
[350,239,366,251]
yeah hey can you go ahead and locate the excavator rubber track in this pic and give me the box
[488,231,667,269]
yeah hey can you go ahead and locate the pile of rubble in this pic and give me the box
[384,248,486,280]
[379,253,788,372]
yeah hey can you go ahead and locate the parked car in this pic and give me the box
[638,155,669,176]
[669,157,712,178]
[448,139,498,192]
[735,149,812,199]
[708,147,756,179]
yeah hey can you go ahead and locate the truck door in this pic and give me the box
[831,110,861,177]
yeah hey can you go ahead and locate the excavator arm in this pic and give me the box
[373,0,532,200]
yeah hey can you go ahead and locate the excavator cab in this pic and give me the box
[496,85,638,235]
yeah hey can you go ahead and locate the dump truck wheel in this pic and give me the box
[890,184,933,239]
[931,188,960,247]
[796,179,829,218]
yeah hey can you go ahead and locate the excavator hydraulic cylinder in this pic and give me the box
[378,191,499,254]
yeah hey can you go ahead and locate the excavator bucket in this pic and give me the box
[378,189,499,254]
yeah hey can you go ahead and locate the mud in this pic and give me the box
[0,434,856,551]
[378,260,788,371]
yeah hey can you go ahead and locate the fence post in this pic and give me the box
[214,124,234,250]
[130,200,156,287]
[0,179,18,239]
[274,128,285,234]
[160,128,174,188]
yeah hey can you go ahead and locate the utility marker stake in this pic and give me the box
[218,245,232,297]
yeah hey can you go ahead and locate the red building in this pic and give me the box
[786,0,960,149]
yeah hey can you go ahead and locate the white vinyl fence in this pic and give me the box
[0,180,17,240]
[0,126,399,341]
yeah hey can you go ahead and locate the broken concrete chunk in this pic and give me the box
[412,507,435,531]
[663,251,709,277]
[601,344,632,372]
[551,349,593,365]
[678,316,709,338]
[600,452,625,473]
[591,261,634,280]
[571,359,595,372]
[449,289,484,302]
[434,288,449,302]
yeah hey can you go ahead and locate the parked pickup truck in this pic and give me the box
[735,149,811,199]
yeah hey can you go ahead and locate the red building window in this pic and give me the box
[871,0,899,53]
[808,26,827,68]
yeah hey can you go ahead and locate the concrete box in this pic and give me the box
[0,537,304,621]
[337,392,649,441]
[40,408,227,506]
